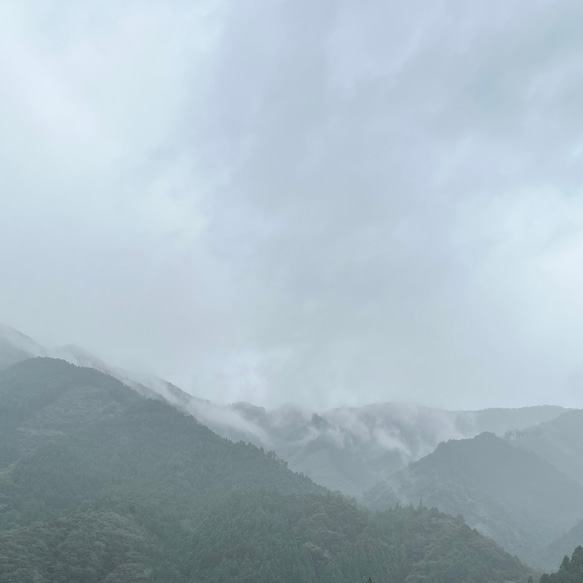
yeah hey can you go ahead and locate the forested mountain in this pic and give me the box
[0,325,569,496]
[0,358,533,582]
[0,359,320,516]
[1,327,579,573]
[211,403,567,496]
[508,410,583,486]
[364,432,583,568]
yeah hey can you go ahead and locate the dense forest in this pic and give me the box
[0,358,536,582]
[0,495,533,583]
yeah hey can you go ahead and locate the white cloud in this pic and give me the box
[2,0,583,409]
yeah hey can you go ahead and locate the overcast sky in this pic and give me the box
[1,0,583,410]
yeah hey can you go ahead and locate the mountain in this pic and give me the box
[193,401,568,496]
[0,358,319,505]
[499,409,583,565]
[364,432,583,568]
[0,324,45,368]
[457,406,569,436]
[0,358,533,583]
[542,520,583,569]
[508,409,583,486]
[0,325,570,496]
[217,402,467,495]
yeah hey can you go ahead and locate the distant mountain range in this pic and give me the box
[0,357,532,582]
[0,325,568,495]
[223,401,568,495]
[1,324,581,573]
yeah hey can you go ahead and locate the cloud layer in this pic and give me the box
[2,0,583,409]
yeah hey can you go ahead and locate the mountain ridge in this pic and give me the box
[0,324,572,496]
[0,357,533,582]
[364,431,583,569]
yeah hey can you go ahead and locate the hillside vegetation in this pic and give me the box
[540,546,583,582]
[364,432,583,568]
[0,358,533,583]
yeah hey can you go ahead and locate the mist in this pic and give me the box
[2,0,583,410]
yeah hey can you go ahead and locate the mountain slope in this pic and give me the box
[0,358,320,523]
[508,409,583,486]
[0,358,533,583]
[0,324,571,497]
[364,432,583,568]
[0,492,533,583]
[542,519,583,569]
[202,401,568,496]
[0,325,45,369]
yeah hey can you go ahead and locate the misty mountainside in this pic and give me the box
[208,401,466,496]
[204,402,568,496]
[503,409,583,568]
[0,325,569,496]
[539,545,583,583]
[0,324,174,403]
[0,325,47,369]
[541,520,583,572]
[0,358,320,508]
[0,358,534,583]
[364,432,583,569]
[455,406,569,437]
[507,409,583,486]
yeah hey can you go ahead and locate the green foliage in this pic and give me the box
[0,510,149,583]
[0,359,534,583]
[540,546,583,582]
[176,492,530,583]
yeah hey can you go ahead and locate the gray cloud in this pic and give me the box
[1,0,583,410]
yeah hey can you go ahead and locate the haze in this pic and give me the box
[1,0,583,410]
